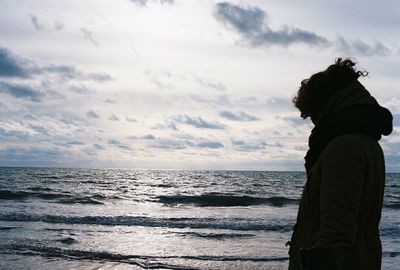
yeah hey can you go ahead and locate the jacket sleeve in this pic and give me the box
[303,137,365,269]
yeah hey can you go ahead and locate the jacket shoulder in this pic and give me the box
[319,133,383,167]
[325,133,380,153]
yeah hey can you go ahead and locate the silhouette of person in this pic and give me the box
[287,58,393,270]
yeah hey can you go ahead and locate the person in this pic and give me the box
[287,58,393,270]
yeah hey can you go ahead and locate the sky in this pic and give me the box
[0,0,399,171]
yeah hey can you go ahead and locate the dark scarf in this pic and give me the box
[305,101,393,175]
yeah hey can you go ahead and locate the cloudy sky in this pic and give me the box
[0,0,399,171]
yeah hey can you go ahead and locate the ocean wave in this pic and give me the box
[55,237,79,245]
[4,244,200,270]
[150,183,175,188]
[155,194,299,207]
[1,213,397,236]
[0,190,111,205]
[28,187,53,192]
[0,213,292,232]
[382,251,400,258]
[43,175,61,179]
[4,244,289,267]
[0,226,19,230]
[171,231,255,239]
[384,202,400,209]
[56,197,105,205]
[0,190,72,200]
[380,227,400,237]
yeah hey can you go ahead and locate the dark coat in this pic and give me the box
[288,80,392,270]
[288,132,386,270]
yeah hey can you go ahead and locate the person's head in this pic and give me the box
[292,58,368,124]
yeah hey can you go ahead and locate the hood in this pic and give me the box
[318,80,393,137]
[322,80,376,117]
[305,81,393,174]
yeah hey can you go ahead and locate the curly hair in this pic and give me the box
[292,58,369,119]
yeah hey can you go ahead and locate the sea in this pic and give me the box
[0,168,398,270]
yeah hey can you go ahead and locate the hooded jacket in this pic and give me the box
[288,81,393,270]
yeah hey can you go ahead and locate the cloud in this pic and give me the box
[385,154,400,172]
[83,146,97,156]
[105,98,117,104]
[42,64,112,82]
[167,122,178,130]
[149,138,187,150]
[132,134,223,150]
[129,134,157,140]
[0,81,44,101]
[29,14,44,31]
[215,3,265,34]
[214,3,392,56]
[67,140,85,145]
[189,94,231,107]
[294,145,308,152]
[145,70,225,92]
[53,21,63,31]
[265,97,294,112]
[108,139,132,150]
[0,117,100,148]
[145,69,182,90]
[0,147,65,166]
[28,123,51,136]
[174,115,225,129]
[0,46,112,82]
[108,114,120,121]
[127,134,156,140]
[278,115,312,127]
[214,2,329,47]
[197,142,224,149]
[231,139,266,152]
[381,141,400,172]
[219,111,259,121]
[93,144,105,150]
[42,64,81,78]
[130,0,174,6]
[0,47,28,78]
[87,73,112,82]
[69,85,94,95]
[336,37,390,57]
[194,75,225,91]
[152,121,179,131]
[393,114,400,127]
[0,127,30,140]
[53,140,85,148]
[80,28,98,46]
[86,110,100,119]
[108,139,122,145]
[0,145,105,167]
[29,14,64,32]
[125,117,137,122]
[142,134,156,140]
[267,141,284,148]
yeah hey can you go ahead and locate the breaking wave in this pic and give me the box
[0,190,72,200]
[171,231,255,239]
[1,244,289,270]
[155,194,299,207]
[0,213,292,232]
[0,190,113,205]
